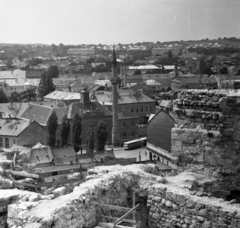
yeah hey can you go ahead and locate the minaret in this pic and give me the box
[111,46,120,147]
[174,62,179,78]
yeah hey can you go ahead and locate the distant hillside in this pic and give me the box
[0,43,50,47]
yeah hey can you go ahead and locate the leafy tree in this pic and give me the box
[86,129,95,159]
[220,67,228,75]
[95,121,108,151]
[21,88,37,102]
[48,65,59,78]
[167,50,173,64]
[72,113,82,152]
[0,89,9,103]
[48,111,58,148]
[60,114,70,147]
[9,91,21,102]
[198,58,206,75]
[38,70,55,98]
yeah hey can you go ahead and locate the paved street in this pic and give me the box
[113,147,149,162]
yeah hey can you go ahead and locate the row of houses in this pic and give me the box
[0,88,156,150]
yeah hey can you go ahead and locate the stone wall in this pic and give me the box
[6,166,143,228]
[172,89,240,198]
[147,183,240,228]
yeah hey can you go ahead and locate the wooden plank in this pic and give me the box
[132,191,136,221]
[100,215,136,224]
[132,221,141,228]
[98,204,131,212]
[14,181,36,188]
[11,170,39,179]
[114,204,140,225]
[98,222,132,228]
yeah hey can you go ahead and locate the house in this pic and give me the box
[0,69,26,80]
[147,109,175,166]
[44,91,81,105]
[0,63,7,71]
[20,103,69,147]
[52,147,77,165]
[143,80,162,95]
[95,90,156,123]
[53,78,76,91]
[0,102,30,118]
[0,119,46,148]
[105,105,140,143]
[142,73,174,88]
[67,88,112,145]
[69,80,84,92]
[67,48,95,56]
[29,143,53,166]
[171,76,217,93]
[26,69,44,79]
[0,79,40,96]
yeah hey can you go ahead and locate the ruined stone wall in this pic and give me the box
[147,184,240,228]
[172,89,240,198]
[6,169,141,228]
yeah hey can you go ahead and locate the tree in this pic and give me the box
[48,111,58,148]
[72,113,82,152]
[95,121,108,152]
[60,114,70,147]
[38,70,55,98]
[167,50,173,64]
[86,129,95,160]
[0,89,9,103]
[20,88,37,102]
[48,65,59,78]
[9,91,21,102]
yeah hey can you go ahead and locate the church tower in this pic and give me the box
[111,46,120,146]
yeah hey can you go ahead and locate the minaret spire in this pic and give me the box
[111,45,120,147]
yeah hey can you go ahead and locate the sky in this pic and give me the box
[1,0,240,45]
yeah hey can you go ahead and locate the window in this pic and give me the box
[131,108,134,113]
[13,139,16,144]
[145,106,148,112]
[0,138,2,147]
[5,138,9,148]
[150,106,153,111]
[123,122,126,127]
[123,132,126,137]
[141,107,143,112]
[136,107,139,113]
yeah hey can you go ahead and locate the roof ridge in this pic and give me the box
[30,103,53,109]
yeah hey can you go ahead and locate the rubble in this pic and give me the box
[1,164,240,228]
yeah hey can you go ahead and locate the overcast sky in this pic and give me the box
[1,0,240,45]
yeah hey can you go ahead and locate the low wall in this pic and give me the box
[148,184,240,228]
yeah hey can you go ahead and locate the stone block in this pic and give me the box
[52,186,66,197]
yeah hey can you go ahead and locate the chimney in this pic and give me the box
[123,63,127,88]
[81,87,90,106]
